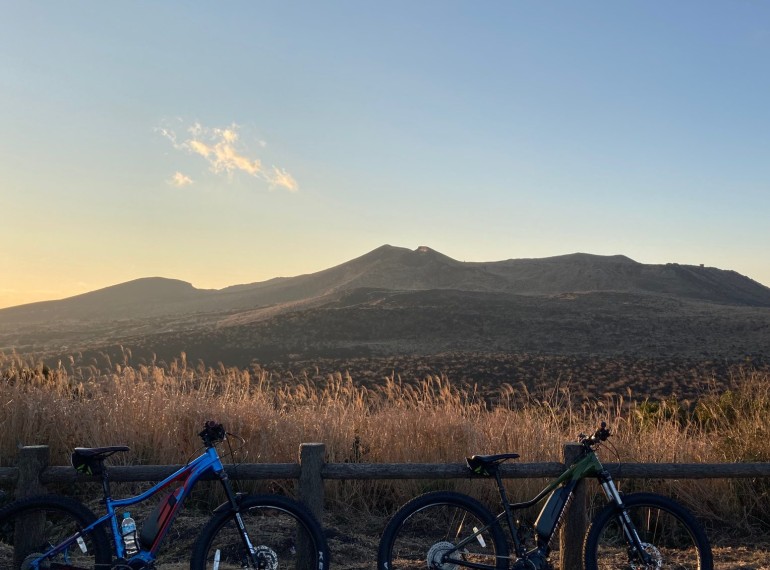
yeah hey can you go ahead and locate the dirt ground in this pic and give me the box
[64,498,770,570]
[6,486,768,569]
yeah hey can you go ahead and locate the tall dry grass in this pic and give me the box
[1,350,768,537]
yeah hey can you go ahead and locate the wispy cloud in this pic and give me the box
[169,171,194,187]
[158,122,298,192]
[269,167,298,192]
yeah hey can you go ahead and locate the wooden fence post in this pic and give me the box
[298,443,325,570]
[16,445,50,499]
[299,443,325,522]
[560,443,588,570]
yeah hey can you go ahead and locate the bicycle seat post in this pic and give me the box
[492,469,509,505]
[71,446,129,503]
[493,468,524,555]
[99,465,113,504]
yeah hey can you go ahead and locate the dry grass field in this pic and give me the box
[1,351,769,568]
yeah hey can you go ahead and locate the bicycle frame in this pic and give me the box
[32,445,240,567]
[517,449,605,551]
[447,448,610,567]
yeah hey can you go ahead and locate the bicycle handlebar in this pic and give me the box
[199,420,227,447]
[579,421,611,448]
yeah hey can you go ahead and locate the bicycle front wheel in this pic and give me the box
[0,494,112,570]
[584,492,713,570]
[378,491,509,570]
[190,494,329,570]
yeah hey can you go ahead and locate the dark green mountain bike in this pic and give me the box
[378,422,712,569]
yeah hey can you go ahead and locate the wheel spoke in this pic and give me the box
[193,496,328,570]
[586,494,712,570]
[379,493,507,570]
[0,497,110,570]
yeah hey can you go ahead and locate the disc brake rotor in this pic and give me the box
[631,542,663,569]
[254,545,278,570]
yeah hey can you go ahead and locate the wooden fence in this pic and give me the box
[3,443,770,568]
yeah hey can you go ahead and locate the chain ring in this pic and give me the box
[21,553,50,570]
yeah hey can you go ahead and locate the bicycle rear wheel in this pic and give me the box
[584,492,713,570]
[378,491,509,570]
[190,494,329,570]
[0,494,112,569]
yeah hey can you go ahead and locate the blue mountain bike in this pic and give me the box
[0,420,329,569]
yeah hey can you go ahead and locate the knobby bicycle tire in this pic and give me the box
[190,494,330,570]
[584,492,713,570]
[378,491,509,570]
[0,494,112,569]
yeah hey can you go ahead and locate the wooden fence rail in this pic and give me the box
[3,443,770,567]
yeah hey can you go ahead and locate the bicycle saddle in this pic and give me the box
[466,453,520,476]
[72,446,130,476]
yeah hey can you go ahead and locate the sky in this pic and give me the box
[2,1,769,309]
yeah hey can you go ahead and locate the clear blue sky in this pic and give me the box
[2,1,769,308]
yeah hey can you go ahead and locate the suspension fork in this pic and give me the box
[217,469,259,564]
[597,469,653,564]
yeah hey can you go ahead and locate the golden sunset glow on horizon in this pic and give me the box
[2,2,769,309]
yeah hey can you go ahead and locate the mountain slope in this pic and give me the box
[480,253,770,305]
[2,246,770,330]
[0,278,214,324]
[2,244,770,363]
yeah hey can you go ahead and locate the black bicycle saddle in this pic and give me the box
[466,453,520,476]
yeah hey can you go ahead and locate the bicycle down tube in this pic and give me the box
[108,445,226,562]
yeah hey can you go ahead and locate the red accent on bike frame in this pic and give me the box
[145,469,195,554]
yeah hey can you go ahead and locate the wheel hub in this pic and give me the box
[426,541,458,570]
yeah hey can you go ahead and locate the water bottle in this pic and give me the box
[121,512,139,556]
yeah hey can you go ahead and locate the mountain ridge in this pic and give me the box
[2,245,770,326]
[2,245,770,365]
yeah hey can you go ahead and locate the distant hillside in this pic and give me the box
[1,245,769,363]
[3,245,769,324]
[0,278,212,324]
[476,253,770,305]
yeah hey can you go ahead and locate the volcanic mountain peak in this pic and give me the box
[2,245,770,329]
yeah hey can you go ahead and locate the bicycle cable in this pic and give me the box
[223,431,247,462]
[602,436,624,483]
[223,431,248,491]
[183,445,201,467]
